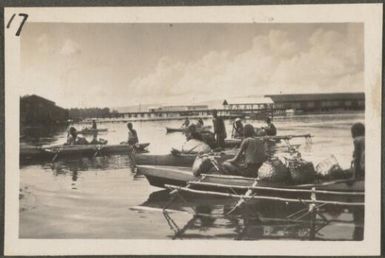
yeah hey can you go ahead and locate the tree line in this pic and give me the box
[68,107,120,121]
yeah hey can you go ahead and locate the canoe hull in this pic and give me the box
[20,143,150,162]
[166,125,212,133]
[138,165,364,204]
[79,128,108,134]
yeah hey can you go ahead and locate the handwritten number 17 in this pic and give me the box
[7,13,28,37]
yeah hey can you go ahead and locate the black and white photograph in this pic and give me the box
[4,3,382,256]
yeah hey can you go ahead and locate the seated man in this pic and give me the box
[66,127,88,145]
[182,117,190,128]
[232,118,244,138]
[222,124,266,177]
[197,118,204,128]
[173,124,211,154]
[263,117,277,136]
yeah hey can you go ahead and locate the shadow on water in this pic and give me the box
[137,190,364,241]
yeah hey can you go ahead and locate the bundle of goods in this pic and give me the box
[315,155,352,180]
[257,157,290,183]
[285,155,316,184]
[192,155,215,176]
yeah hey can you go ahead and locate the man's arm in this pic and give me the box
[227,139,247,163]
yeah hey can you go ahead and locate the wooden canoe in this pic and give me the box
[20,142,150,161]
[78,128,108,134]
[166,125,212,133]
[135,150,235,167]
[138,165,364,204]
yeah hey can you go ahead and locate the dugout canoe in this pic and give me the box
[166,125,212,133]
[20,142,150,161]
[135,150,235,167]
[137,165,364,204]
[78,128,108,134]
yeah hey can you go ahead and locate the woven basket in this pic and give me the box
[288,159,316,184]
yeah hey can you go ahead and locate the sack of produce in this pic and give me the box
[287,159,316,184]
[315,155,344,179]
[192,155,214,177]
[258,158,290,182]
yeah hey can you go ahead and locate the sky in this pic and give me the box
[20,23,364,108]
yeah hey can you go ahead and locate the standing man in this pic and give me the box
[212,110,227,149]
[127,122,139,145]
[126,122,139,173]
[351,122,365,179]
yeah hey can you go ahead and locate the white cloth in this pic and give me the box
[181,139,211,153]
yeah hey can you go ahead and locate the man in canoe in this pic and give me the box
[66,127,89,145]
[232,118,244,138]
[182,117,190,128]
[172,124,211,154]
[263,117,277,136]
[222,124,266,177]
[351,122,365,179]
[197,118,204,128]
[212,110,227,149]
[92,119,97,129]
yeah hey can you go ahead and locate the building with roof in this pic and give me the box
[20,94,69,125]
[222,97,274,110]
[265,92,365,113]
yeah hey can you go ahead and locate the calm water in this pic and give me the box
[19,113,364,240]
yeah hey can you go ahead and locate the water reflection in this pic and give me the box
[138,190,364,240]
[19,113,365,239]
[21,124,68,146]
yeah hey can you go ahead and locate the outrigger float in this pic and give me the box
[138,165,364,205]
[137,165,364,240]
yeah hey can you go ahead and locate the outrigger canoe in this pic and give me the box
[224,134,312,148]
[166,125,212,133]
[78,128,108,134]
[135,150,235,167]
[138,165,364,205]
[20,143,150,162]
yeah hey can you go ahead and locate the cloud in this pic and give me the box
[125,27,363,104]
[60,39,81,56]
